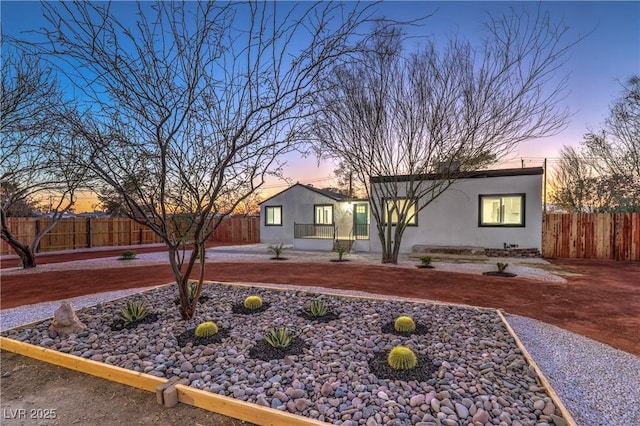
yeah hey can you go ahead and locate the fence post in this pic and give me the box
[88,218,93,248]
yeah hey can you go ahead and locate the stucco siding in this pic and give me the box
[260,185,359,245]
[368,173,543,253]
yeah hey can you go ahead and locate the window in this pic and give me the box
[314,205,333,225]
[479,194,525,227]
[265,206,282,226]
[383,198,417,226]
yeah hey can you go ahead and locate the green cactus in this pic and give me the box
[387,346,418,370]
[497,262,509,273]
[264,327,292,349]
[305,299,328,318]
[244,295,263,310]
[394,315,416,333]
[194,321,219,338]
[120,301,147,325]
[120,250,137,260]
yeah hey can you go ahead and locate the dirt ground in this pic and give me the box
[0,351,253,426]
[2,257,639,355]
[1,248,639,425]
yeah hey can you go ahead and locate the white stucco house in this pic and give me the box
[259,167,543,256]
[259,183,370,252]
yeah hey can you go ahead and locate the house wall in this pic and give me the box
[368,173,543,253]
[260,185,357,245]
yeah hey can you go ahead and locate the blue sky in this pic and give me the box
[2,1,639,197]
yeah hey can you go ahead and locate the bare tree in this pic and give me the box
[32,1,380,319]
[582,76,640,203]
[1,48,84,268]
[551,77,640,213]
[308,7,579,263]
[548,146,623,212]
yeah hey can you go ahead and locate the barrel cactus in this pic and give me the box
[194,321,219,338]
[387,346,418,370]
[244,295,263,310]
[394,315,416,333]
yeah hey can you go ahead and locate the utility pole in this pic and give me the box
[543,158,547,213]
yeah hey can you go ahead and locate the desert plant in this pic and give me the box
[497,262,509,273]
[268,243,284,259]
[264,327,292,349]
[194,321,218,338]
[387,346,418,370]
[394,316,416,333]
[188,281,199,300]
[336,245,347,261]
[120,250,137,260]
[120,300,147,325]
[244,295,263,310]
[305,299,328,318]
[419,256,432,266]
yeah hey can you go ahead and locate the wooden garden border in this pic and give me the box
[1,283,575,426]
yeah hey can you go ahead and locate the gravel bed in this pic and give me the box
[3,282,567,426]
[507,315,640,426]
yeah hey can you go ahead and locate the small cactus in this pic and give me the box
[305,299,328,318]
[244,295,263,310]
[394,316,416,333]
[264,327,292,349]
[120,300,147,325]
[387,346,418,370]
[194,321,219,338]
[120,250,137,260]
[497,262,509,273]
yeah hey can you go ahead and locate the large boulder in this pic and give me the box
[48,301,86,337]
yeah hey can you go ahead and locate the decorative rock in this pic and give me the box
[533,400,546,410]
[473,409,490,424]
[455,402,469,419]
[49,301,86,336]
[320,382,333,397]
[410,394,425,407]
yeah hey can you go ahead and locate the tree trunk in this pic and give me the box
[1,210,38,268]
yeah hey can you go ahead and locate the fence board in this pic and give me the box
[542,213,640,261]
[2,216,259,255]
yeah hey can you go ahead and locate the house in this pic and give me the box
[259,183,370,252]
[259,167,543,256]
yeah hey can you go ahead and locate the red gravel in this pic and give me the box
[1,252,638,356]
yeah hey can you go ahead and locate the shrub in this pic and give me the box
[419,255,432,266]
[120,250,137,260]
[336,245,347,261]
[244,295,263,310]
[120,301,147,325]
[497,262,509,273]
[194,321,218,338]
[268,243,284,259]
[387,346,418,370]
[264,327,292,349]
[305,300,328,318]
[394,316,416,333]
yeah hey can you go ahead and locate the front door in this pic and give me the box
[354,203,369,238]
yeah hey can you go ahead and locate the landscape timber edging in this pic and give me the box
[496,310,577,426]
[0,336,325,426]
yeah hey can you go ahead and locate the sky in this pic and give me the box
[2,1,639,210]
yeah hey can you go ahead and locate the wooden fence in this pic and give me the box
[542,213,640,261]
[1,216,260,255]
[209,216,260,244]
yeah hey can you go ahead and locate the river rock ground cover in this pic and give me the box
[2,283,564,426]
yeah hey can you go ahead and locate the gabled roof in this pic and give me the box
[259,183,355,205]
[370,167,544,183]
